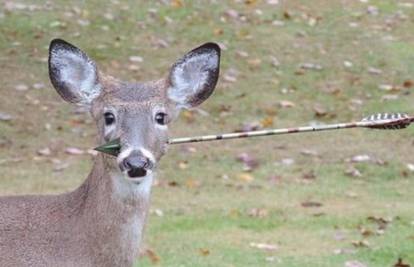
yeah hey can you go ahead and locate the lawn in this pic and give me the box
[0,0,414,266]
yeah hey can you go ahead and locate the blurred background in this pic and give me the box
[0,0,414,266]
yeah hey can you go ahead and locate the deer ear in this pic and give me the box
[48,39,101,105]
[168,43,220,108]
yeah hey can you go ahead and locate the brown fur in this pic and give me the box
[0,39,220,267]
[0,78,170,267]
[0,156,150,267]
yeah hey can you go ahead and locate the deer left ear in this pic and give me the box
[168,43,220,108]
[48,39,101,105]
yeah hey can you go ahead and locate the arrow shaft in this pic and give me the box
[168,118,413,145]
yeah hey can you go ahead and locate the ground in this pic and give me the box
[0,0,414,266]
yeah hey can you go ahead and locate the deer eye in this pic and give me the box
[155,112,167,125]
[104,112,115,125]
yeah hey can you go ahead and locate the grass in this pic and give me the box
[1,0,414,266]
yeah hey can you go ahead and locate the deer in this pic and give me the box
[0,39,220,267]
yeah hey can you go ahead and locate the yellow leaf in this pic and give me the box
[181,110,195,123]
[171,0,184,8]
[199,248,210,256]
[245,0,258,6]
[178,161,188,170]
[185,178,200,188]
[260,116,274,127]
[213,28,224,36]
[238,173,254,182]
[144,249,160,264]
[247,58,262,68]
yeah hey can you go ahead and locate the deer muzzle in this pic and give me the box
[118,149,155,178]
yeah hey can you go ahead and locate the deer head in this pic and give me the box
[48,39,220,183]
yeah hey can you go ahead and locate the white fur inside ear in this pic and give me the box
[168,51,218,108]
[51,47,100,104]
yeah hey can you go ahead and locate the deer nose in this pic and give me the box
[121,154,151,178]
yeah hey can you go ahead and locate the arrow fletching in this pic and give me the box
[360,113,412,129]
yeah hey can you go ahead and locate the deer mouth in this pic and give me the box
[127,168,147,178]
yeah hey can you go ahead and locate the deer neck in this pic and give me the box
[70,154,153,263]
[75,154,154,211]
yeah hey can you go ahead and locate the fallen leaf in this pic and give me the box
[313,104,328,117]
[223,74,237,83]
[345,191,358,198]
[333,230,347,241]
[300,149,319,157]
[406,163,414,172]
[367,216,392,229]
[65,147,84,155]
[87,149,98,156]
[343,61,353,68]
[272,20,285,26]
[249,242,278,251]
[244,0,258,6]
[270,56,280,68]
[181,110,195,123]
[129,56,143,63]
[37,147,51,156]
[15,84,29,91]
[235,50,249,58]
[403,80,413,88]
[213,28,223,36]
[143,249,160,264]
[265,256,280,262]
[299,63,323,71]
[301,201,322,208]
[178,161,188,170]
[393,258,411,267]
[236,153,259,171]
[266,0,279,5]
[238,173,254,182]
[247,58,262,69]
[185,178,200,189]
[333,248,356,255]
[268,175,282,184]
[53,161,69,172]
[378,84,399,91]
[0,112,13,121]
[32,83,45,89]
[278,100,295,108]
[280,158,295,166]
[344,167,362,177]
[345,260,368,267]
[0,157,22,166]
[224,9,239,19]
[260,116,273,128]
[237,121,261,132]
[150,208,164,217]
[360,228,374,237]
[368,67,382,75]
[302,170,316,180]
[351,240,370,248]
[381,94,399,101]
[367,5,379,15]
[168,181,179,187]
[248,208,269,218]
[171,0,184,8]
[350,154,371,163]
[199,248,210,256]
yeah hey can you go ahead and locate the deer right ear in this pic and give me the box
[167,43,220,109]
[48,39,101,105]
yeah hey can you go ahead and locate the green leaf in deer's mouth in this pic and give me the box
[94,138,121,156]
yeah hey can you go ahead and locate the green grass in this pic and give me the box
[1,0,414,266]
